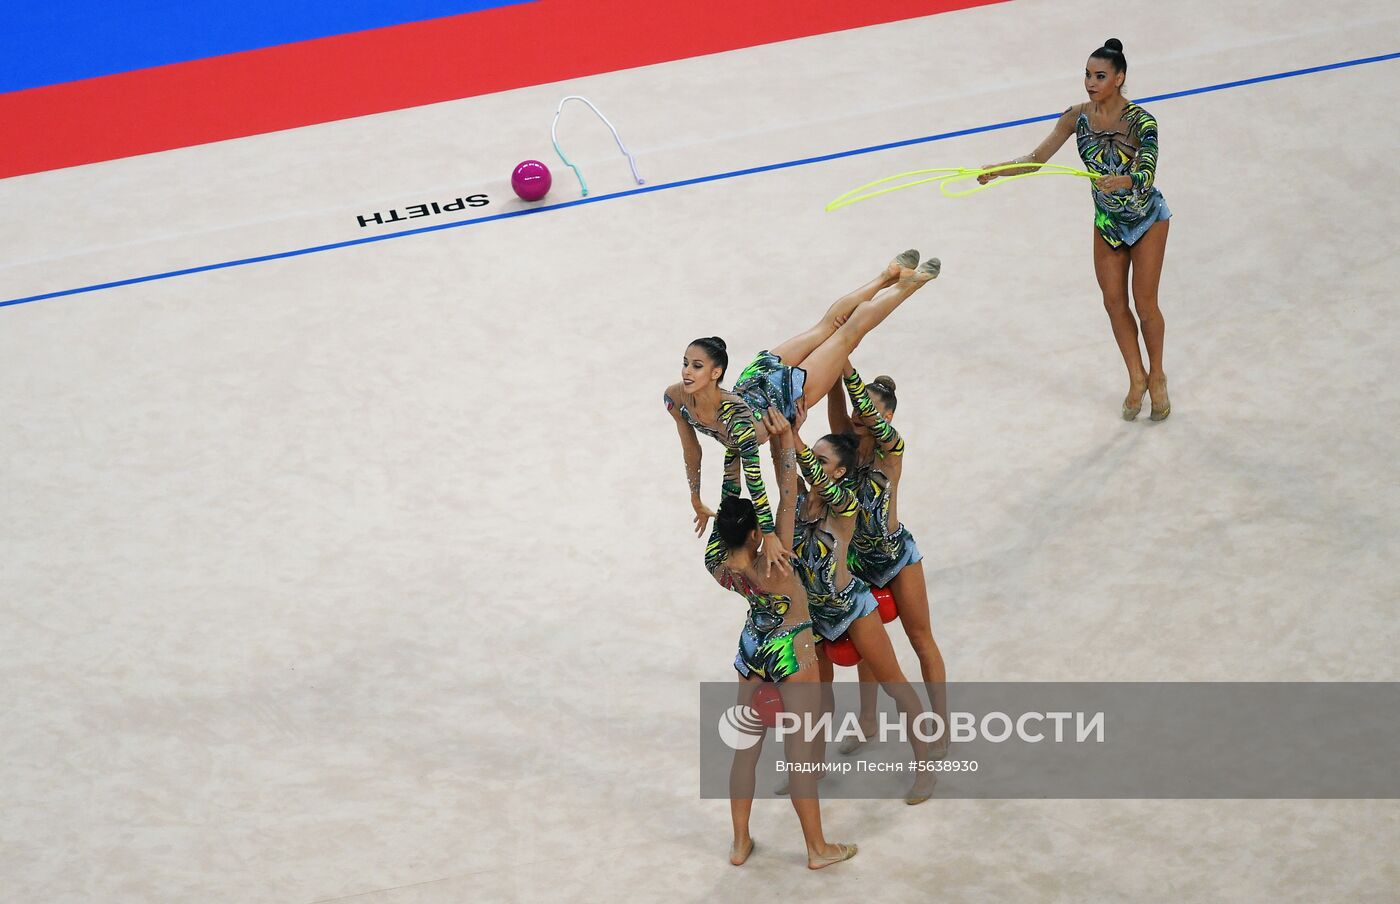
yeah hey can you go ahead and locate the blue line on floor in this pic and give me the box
[3,50,1396,310]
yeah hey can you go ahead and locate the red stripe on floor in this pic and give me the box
[1,0,1005,179]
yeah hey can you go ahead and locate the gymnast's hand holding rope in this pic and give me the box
[978,102,1085,186]
[975,106,1128,194]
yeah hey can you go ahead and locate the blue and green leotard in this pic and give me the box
[843,368,924,589]
[1076,101,1171,248]
[704,487,814,683]
[792,446,878,641]
[666,391,776,535]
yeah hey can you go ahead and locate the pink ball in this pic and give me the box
[511,160,552,202]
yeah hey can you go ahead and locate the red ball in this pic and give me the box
[874,587,899,623]
[752,685,784,727]
[825,634,862,667]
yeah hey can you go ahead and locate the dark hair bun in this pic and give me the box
[718,496,751,522]
[716,496,758,547]
[1090,38,1127,74]
[872,375,897,393]
[709,337,726,351]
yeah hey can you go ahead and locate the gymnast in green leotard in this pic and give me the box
[703,408,858,870]
[784,407,937,805]
[828,363,948,761]
[980,38,1173,422]
[704,412,816,686]
[664,251,939,578]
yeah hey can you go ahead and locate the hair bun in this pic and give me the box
[873,375,897,392]
[718,496,750,519]
[715,496,759,546]
[709,337,727,351]
[1104,38,1123,52]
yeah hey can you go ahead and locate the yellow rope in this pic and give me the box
[826,162,1098,212]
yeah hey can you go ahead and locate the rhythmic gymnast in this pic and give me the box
[786,407,938,805]
[828,364,948,760]
[665,250,940,577]
[979,38,1173,421]
[705,409,857,870]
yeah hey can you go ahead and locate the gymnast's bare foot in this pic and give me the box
[730,836,755,866]
[808,842,858,870]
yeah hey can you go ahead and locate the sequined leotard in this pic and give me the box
[844,369,924,589]
[732,350,807,421]
[792,446,878,641]
[666,390,776,534]
[1075,101,1171,248]
[704,481,814,682]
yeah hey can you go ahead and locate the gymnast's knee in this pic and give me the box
[1102,293,1131,315]
[909,631,944,664]
[1133,296,1163,322]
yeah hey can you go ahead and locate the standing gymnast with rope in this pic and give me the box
[980,38,1173,421]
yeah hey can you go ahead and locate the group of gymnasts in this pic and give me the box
[662,38,1172,870]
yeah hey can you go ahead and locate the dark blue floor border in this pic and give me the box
[4,50,1396,311]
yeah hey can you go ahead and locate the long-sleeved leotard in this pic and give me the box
[795,446,860,518]
[703,443,812,682]
[845,369,905,457]
[792,446,876,641]
[843,368,924,588]
[1075,101,1170,248]
[666,391,776,534]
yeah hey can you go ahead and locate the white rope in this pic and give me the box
[551,96,645,197]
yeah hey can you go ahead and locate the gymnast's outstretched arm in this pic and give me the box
[827,369,855,436]
[664,389,713,537]
[792,425,858,518]
[719,400,777,539]
[979,106,1080,181]
[763,410,800,558]
[844,366,905,459]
